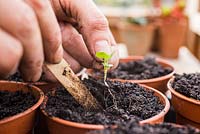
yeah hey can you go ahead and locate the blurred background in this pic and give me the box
[94,0,200,73]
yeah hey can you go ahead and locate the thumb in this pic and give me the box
[64,0,119,68]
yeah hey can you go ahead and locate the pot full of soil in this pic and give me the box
[158,17,188,58]
[0,81,44,134]
[119,21,155,56]
[88,56,174,93]
[168,73,200,128]
[7,72,60,93]
[88,120,200,134]
[41,77,170,134]
[176,113,200,129]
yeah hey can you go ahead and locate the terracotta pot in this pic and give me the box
[158,18,188,58]
[0,81,44,134]
[119,22,155,56]
[88,56,175,93]
[7,79,60,94]
[88,123,200,134]
[40,84,170,134]
[168,78,200,128]
[107,16,122,43]
[176,113,200,129]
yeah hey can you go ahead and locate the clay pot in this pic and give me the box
[176,113,200,129]
[0,81,44,134]
[88,56,175,93]
[88,123,200,134]
[158,17,188,58]
[107,16,122,43]
[40,84,170,134]
[119,22,155,56]
[168,78,200,129]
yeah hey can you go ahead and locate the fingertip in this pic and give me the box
[52,44,63,63]
[21,70,42,82]
[47,44,63,64]
[19,60,43,82]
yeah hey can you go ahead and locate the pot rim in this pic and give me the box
[168,78,200,105]
[41,84,170,129]
[0,80,44,124]
[112,56,175,83]
[33,81,55,86]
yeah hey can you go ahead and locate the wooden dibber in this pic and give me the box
[45,59,100,110]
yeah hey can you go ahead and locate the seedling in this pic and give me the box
[96,51,118,108]
[95,51,113,86]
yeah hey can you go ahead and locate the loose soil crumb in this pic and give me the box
[7,72,23,82]
[94,57,173,80]
[0,90,36,120]
[44,77,164,125]
[172,73,200,101]
[88,120,200,134]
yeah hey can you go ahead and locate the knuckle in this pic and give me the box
[69,33,82,44]
[18,10,37,37]
[46,30,62,50]
[29,0,49,10]
[63,31,82,48]
[88,15,109,31]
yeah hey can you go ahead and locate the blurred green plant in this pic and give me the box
[127,17,148,25]
[94,0,152,7]
[161,0,186,21]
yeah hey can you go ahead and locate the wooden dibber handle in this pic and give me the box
[45,59,100,110]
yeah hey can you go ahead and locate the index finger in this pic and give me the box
[26,0,63,63]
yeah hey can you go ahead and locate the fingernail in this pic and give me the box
[95,40,111,54]
[109,46,119,69]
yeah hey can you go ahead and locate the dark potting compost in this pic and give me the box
[94,57,173,80]
[172,73,200,100]
[7,72,44,82]
[0,90,36,120]
[44,77,164,125]
[88,120,200,134]
[7,72,23,82]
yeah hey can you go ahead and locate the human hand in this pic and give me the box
[0,0,63,81]
[0,0,119,82]
[50,0,119,72]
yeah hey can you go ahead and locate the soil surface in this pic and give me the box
[7,72,23,82]
[7,72,45,82]
[0,90,36,120]
[44,77,164,125]
[94,57,173,80]
[172,73,200,100]
[88,120,200,134]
